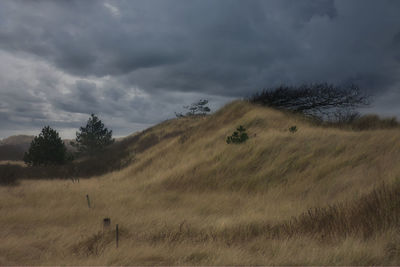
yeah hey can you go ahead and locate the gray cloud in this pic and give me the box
[0,0,400,138]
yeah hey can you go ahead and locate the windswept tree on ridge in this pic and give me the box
[250,83,370,119]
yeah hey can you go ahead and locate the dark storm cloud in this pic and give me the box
[0,0,400,138]
[0,0,187,76]
[52,80,100,114]
[0,1,340,78]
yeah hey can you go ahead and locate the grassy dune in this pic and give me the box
[1,101,400,265]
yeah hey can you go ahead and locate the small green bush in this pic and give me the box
[289,125,297,133]
[226,125,249,144]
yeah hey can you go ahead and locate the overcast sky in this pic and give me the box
[0,0,399,139]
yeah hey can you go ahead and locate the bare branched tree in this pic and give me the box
[249,83,370,118]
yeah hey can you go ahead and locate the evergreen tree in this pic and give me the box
[72,114,114,156]
[226,125,249,144]
[23,126,67,166]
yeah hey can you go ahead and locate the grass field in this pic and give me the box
[1,101,400,265]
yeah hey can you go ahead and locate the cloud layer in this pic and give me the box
[0,0,399,138]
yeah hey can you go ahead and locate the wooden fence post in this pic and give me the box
[103,218,111,231]
[86,194,91,208]
[116,224,119,248]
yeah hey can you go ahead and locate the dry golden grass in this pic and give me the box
[0,160,26,166]
[1,100,400,265]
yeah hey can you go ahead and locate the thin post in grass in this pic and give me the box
[103,218,111,231]
[116,224,119,248]
[86,194,91,208]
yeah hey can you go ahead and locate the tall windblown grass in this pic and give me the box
[1,100,400,265]
[280,182,400,239]
[320,114,400,131]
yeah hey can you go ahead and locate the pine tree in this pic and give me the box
[23,126,67,166]
[226,125,249,144]
[72,114,114,156]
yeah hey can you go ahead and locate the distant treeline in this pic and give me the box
[0,141,75,161]
[0,136,132,185]
[0,126,181,185]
